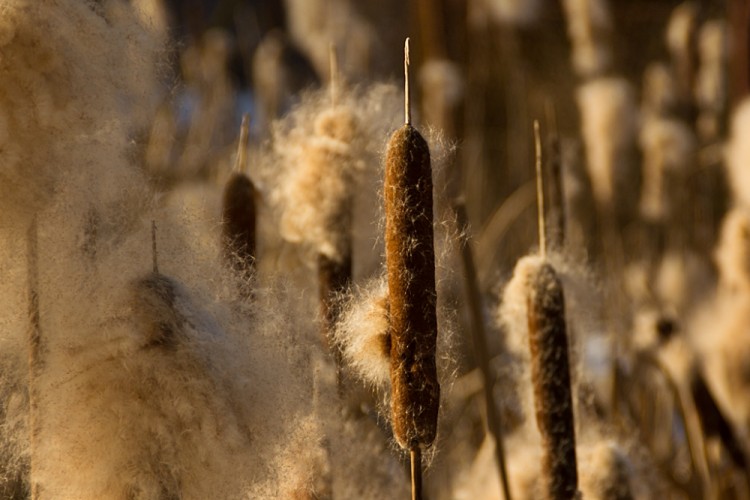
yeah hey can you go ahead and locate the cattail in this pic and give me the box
[526,261,578,500]
[561,0,614,79]
[222,115,257,288]
[385,38,440,462]
[665,1,699,110]
[695,20,728,140]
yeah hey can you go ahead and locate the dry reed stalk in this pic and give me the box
[26,218,41,500]
[222,114,257,291]
[543,105,566,252]
[453,200,513,500]
[386,38,439,499]
[526,261,578,500]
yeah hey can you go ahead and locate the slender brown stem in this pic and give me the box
[234,113,250,174]
[410,446,422,500]
[405,38,411,125]
[534,120,546,258]
[454,200,512,500]
[26,218,41,500]
[318,249,351,394]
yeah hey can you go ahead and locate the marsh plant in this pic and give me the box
[3,0,750,499]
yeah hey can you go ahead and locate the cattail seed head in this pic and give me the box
[385,123,440,449]
[527,262,578,500]
[221,172,257,283]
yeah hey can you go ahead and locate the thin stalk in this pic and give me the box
[151,220,159,274]
[405,38,411,126]
[534,120,546,258]
[26,218,41,500]
[410,446,423,500]
[454,200,512,500]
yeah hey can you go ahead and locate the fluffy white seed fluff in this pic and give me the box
[0,0,160,228]
[665,2,698,65]
[714,208,750,294]
[485,0,543,26]
[562,0,613,78]
[639,117,695,222]
[333,276,391,387]
[577,439,634,499]
[0,2,337,496]
[577,78,638,209]
[641,63,679,114]
[695,21,727,139]
[267,85,400,264]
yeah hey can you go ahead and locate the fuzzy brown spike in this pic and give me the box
[385,122,439,450]
[222,114,256,291]
[527,262,578,500]
[222,173,257,286]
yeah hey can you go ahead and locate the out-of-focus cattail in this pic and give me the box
[526,261,578,500]
[665,2,699,110]
[561,0,614,79]
[695,20,728,141]
[222,114,257,291]
[385,38,439,498]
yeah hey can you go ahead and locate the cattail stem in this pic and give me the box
[534,120,547,258]
[151,220,159,274]
[543,103,566,251]
[527,262,577,500]
[405,38,411,125]
[386,39,439,452]
[26,218,41,500]
[318,249,351,392]
[454,200,513,500]
[234,114,250,174]
[410,445,423,500]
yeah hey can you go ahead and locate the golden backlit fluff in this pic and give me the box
[0,0,161,228]
[266,84,400,265]
[577,78,638,210]
[562,0,613,78]
[484,0,543,26]
[0,1,335,497]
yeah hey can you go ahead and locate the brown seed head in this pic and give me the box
[527,262,578,500]
[222,172,257,282]
[385,123,439,449]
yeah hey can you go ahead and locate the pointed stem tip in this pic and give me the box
[534,120,546,259]
[404,37,411,125]
[235,113,250,174]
